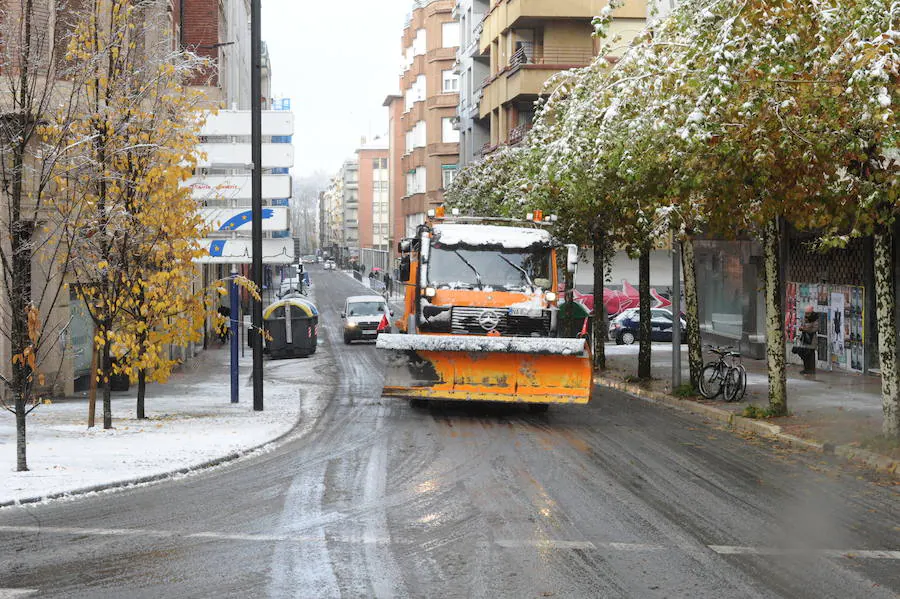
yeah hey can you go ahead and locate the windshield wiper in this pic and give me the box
[453,250,483,289]
[498,254,534,290]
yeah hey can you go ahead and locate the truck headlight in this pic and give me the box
[424,287,436,298]
[346,321,358,328]
[544,291,558,303]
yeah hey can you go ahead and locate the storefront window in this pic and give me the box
[697,242,745,338]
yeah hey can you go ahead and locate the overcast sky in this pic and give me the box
[262,1,411,178]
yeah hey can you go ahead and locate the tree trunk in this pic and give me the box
[591,225,607,371]
[764,219,787,416]
[137,369,147,420]
[102,336,113,429]
[16,397,27,472]
[638,243,652,380]
[874,229,899,437]
[681,235,703,390]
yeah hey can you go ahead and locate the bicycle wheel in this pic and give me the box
[723,368,742,402]
[733,364,747,401]
[699,363,723,399]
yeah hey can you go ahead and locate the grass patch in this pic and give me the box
[674,384,697,398]
[742,405,782,419]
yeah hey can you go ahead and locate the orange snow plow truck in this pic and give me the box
[376,212,592,409]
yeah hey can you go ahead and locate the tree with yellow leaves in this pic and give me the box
[49,0,212,429]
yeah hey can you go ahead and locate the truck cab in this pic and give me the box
[405,223,561,338]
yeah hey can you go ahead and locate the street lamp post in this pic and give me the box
[672,241,682,390]
[251,0,264,411]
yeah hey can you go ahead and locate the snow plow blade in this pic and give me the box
[376,335,592,404]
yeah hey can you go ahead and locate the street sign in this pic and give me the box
[187,174,291,201]
[200,207,289,232]
[197,143,294,169]
[195,238,295,264]
[201,110,294,136]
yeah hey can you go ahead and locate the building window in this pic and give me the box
[442,165,458,189]
[442,70,459,93]
[415,167,427,194]
[442,22,459,48]
[442,118,459,143]
[413,29,426,56]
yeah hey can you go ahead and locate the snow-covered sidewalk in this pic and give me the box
[0,327,327,506]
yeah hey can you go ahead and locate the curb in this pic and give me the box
[594,376,898,476]
[1,389,308,510]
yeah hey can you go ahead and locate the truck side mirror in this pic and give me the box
[340,312,346,318]
[566,244,579,274]
[400,256,411,281]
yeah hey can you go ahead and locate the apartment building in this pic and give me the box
[357,139,391,252]
[454,0,491,166]
[384,93,405,259]
[341,159,360,261]
[179,0,273,109]
[390,0,461,241]
[321,175,345,262]
[477,0,647,150]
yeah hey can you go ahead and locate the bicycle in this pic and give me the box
[699,345,747,402]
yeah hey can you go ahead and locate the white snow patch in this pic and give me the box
[376,334,587,356]
[432,224,551,249]
[0,348,310,506]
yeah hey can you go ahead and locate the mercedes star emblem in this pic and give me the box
[478,310,501,332]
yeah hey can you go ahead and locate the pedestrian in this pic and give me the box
[793,306,819,374]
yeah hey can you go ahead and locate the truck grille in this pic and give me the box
[358,322,379,331]
[450,307,550,337]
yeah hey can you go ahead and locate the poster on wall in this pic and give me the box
[787,282,865,372]
[849,286,865,372]
[830,291,845,366]
[785,282,798,342]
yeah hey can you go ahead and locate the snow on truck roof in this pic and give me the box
[432,224,552,249]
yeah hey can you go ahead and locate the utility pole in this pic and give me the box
[251,0,264,411]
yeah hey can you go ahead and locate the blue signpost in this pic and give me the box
[230,271,240,404]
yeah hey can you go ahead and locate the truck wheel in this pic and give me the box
[343,333,352,345]
[528,403,549,414]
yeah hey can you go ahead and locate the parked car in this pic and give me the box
[302,255,316,264]
[341,295,392,344]
[323,260,336,271]
[609,307,686,345]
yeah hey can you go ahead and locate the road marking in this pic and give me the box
[709,545,900,559]
[2,526,898,559]
[0,591,38,598]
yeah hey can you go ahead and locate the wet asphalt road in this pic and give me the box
[0,268,898,598]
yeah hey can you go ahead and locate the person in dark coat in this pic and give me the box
[796,306,819,374]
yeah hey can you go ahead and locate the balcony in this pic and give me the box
[508,122,533,146]
[426,93,459,110]
[509,42,595,71]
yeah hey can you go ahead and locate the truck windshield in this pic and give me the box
[428,245,551,291]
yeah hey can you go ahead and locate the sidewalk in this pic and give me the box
[597,343,897,474]
[0,288,329,507]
